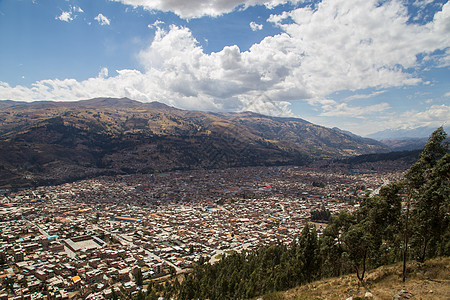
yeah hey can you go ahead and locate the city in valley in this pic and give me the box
[0,164,405,299]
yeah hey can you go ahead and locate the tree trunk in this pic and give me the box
[420,237,429,263]
[402,198,410,283]
[355,251,367,282]
[355,265,361,282]
[361,250,367,281]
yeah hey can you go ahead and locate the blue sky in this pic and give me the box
[0,0,449,136]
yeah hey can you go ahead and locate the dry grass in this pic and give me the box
[258,257,450,299]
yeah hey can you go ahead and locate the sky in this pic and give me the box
[0,0,449,136]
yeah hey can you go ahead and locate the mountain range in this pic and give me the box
[366,126,448,140]
[0,98,389,188]
[366,125,449,151]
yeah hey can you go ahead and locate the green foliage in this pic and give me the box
[341,223,373,281]
[0,251,6,266]
[310,208,331,222]
[177,235,315,299]
[409,151,450,261]
[312,181,326,188]
[357,182,404,266]
[405,127,449,263]
[133,268,143,287]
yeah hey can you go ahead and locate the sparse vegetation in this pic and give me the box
[261,257,450,299]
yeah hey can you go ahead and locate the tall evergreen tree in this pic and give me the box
[403,126,448,280]
[357,182,403,266]
[320,211,356,277]
[298,225,320,282]
[411,152,450,260]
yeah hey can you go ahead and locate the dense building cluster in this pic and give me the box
[0,165,404,299]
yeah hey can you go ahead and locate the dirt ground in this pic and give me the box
[261,257,450,299]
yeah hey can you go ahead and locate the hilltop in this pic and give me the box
[0,98,388,188]
[260,257,450,300]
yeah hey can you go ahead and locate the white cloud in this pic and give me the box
[95,14,111,26]
[3,0,450,126]
[341,104,450,135]
[435,48,450,67]
[56,11,73,22]
[404,105,450,125]
[242,94,295,116]
[413,0,436,9]
[250,21,263,31]
[320,102,391,118]
[344,91,386,102]
[383,104,450,131]
[148,20,164,29]
[110,0,304,19]
[98,67,109,79]
[55,6,84,22]
[268,0,450,96]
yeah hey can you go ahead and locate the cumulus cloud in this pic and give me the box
[55,6,84,22]
[401,105,450,126]
[56,11,73,22]
[111,0,304,19]
[268,0,450,96]
[372,104,450,133]
[95,13,111,26]
[317,103,450,136]
[250,21,263,31]
[3,0,450,125]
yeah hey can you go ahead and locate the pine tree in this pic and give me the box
[298,224,320,282]
[402,126,448,281]
[412,152,450,260]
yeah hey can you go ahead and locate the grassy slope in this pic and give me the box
[259,257,450,299]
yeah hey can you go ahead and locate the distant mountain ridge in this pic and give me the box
[0,98,389,188]
[366,125,449,151]
[367,125,449,140]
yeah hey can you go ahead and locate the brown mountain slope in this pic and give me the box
[0,98,389,188]
[219,112,385,157]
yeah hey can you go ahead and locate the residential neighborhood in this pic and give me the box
[0,164,405,299]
